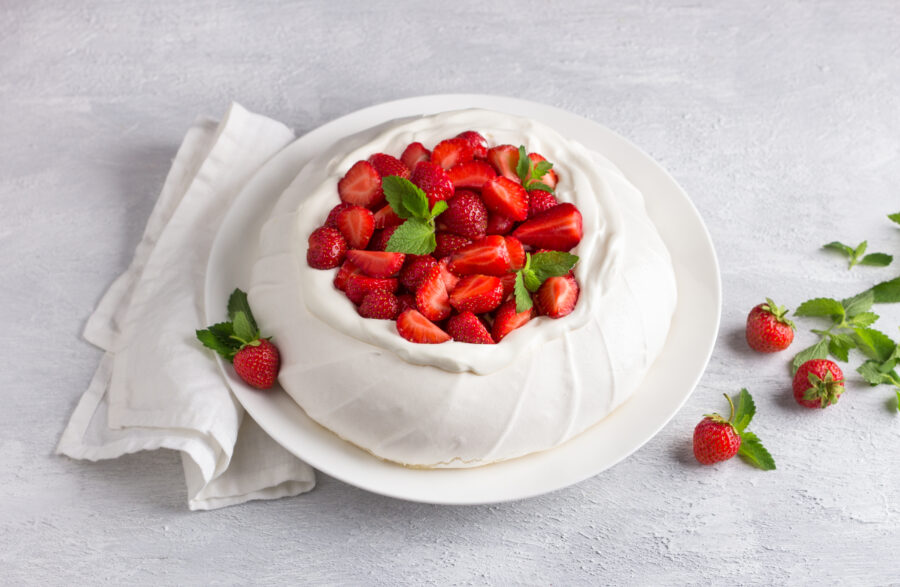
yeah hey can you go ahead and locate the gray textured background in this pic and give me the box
[3,1,900,584]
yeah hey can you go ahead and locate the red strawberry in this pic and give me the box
[437,256,460,291]
[527,190,559,217]
[498,273,516,299]
[335,205,375,250]
[486,212,516,236]
[400,142,431,171]
[333,259,363,291]
[527,152,558,188]
[367,153,409,179]
[793,359,845,409]
[373,204,403,229]
[415,264,451,321]
[487,144,520,182]
[338,160,384,209]
[439,190,488,240]
[358,290,400,320]
[456,131,488,158]
[411,161,454,207]
[449,235,512,276]
[746,299,795,352]
[447,160,497,190]
[446,311,495,344]
[491,299,533,342]
[693,414,741,466]
[345,275,398,305]
[396,309,451,344]
[397,293,416,314]
[325,202,355,227]
[345,250,405,278]
[449,274,504,314]
[431,138,475,170]
[534,273,579,318]
[512,203,583,251]
[399,255,438,292]
[481,176,529,221]
[504,236,526,270]
[368,226,398,251]
[233,339,281,390]
[307,226,347,269]
[434,233,471,258]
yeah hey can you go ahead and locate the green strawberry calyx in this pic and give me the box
[196,288,269,363]
[762,297,795,330]
[803,369,845,408]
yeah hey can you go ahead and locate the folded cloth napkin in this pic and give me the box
[57,103,316,510]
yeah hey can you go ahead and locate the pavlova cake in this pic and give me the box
[248,109,677,468]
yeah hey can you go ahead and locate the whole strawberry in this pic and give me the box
[196,288,280,390]
[793,359,844,408]
[692,389,775,470]
[745,298,795,352]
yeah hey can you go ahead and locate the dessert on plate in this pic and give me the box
[248,109,677,468]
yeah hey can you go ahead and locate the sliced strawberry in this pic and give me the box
[346,250,406,278]
[415,264,451,322]
[345,275,398,305]
[447,160,496,191]
[512,203,583,251]
[486,144,520,182]
[449,235,512,276]
[504,236,526,270]
[307,226,347,269]
[325,202,355,228]
[486,212,516,236]
[431,138,475,170]
[434,233,472,258]
[335,205,375,250]
[449,274,504,314]
[400,142,431,171]
[399,255,438,292]
[455,130,488,159]
[528,153,558,189]
[338,160,383,209]
[373,204,403,229]
[396,309,451,344]
[438,190,488,240]
[397,293,416,314]
[534,274,579,318]
[367,153,409,179]
[481,176,529,221]
[499,273,517,299]
[527,189,558,218]
[333,259,363,291]
[446,311,495,344]
[368,226,398,251]
[491,299,534,342]
[411,161,454,207]
[437,256,460,292]
[358,290,400,320]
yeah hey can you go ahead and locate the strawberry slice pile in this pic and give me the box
[306,131,586,344]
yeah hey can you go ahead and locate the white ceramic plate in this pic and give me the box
[205,94,721,505]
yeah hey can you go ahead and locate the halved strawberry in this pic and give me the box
[335,205,375,250]
[399,255,438,292]
[358,290,400,320]
[446,311,495,344]
[448,235,512,276]
[372,204,403,229]
[415,264,451,321]
[491,299,534,342]
[397,309,451,344]
[447,160,497,191]
[504,236,526,270]
[437,256,460,292]
[346,250,406,278]
[449,274,504,314]
[338,160,384,209]
[486,212,516,235]
[499,273,517,299]
[534,274,579,318]
[456,131,488,159]
[333,259,363,291]
[487,144,520,182]
[400,142,431,171]
[345,275,398,305]
[411,161,454,207]
[431,138,475,170]
[512,203,583,251]
[481,176,529,221]
[325,202,355,227]
[528,153,558,189]
[527,189,558,217]
[307,226,347,269]
[438,190,487,240]
[368,153,409,179]
[368,226,398,251]
[434,233,472,258]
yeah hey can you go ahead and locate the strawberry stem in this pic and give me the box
[723,392,736,423]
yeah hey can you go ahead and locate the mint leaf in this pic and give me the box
[232,311,256,343]
[841,289,874,318]
[854,241,868,260]
[896,390,900,413]
[382,176,428,220]
[848,311,878,328]
[852,327,896,362]
[514,271,533,313]
[871,276,900,303]
[857,360,900,386]
[430,200,448,218]
[227,289,257,333]
[527,182,555,193]
[792,338,830,374]
[737,431,776,471]
[828,334,855,362]
[794,297,844,321]
[197,322,242,361]
[823,241,853,257]
[732,389,755,434]
[532,160,553,179]
[515,146,529,184]
[522,268,542,292]
[889,212,900,226]
[385,218,436,255]
[530,251,579,283]
[196,329,234,358]
[860,252,893,267]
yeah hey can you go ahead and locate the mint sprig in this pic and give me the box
[823,240,893,269]
[196,288,265,363]
[383,176,448,255]
[514,146,555,193]
[513,251,579,313]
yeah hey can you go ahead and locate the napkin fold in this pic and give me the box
[58,103,316,510]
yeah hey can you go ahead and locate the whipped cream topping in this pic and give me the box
[249,109,677,467]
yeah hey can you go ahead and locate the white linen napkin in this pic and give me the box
[57,103,316,510]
